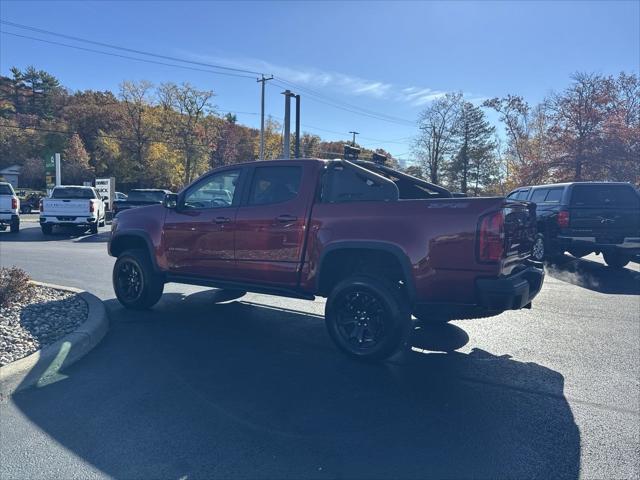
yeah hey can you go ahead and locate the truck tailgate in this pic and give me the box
[43,199,91,216]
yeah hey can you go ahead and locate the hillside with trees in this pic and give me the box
[1,67,637,194]
[0,66,396,191]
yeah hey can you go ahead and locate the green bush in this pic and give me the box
[0,267,33,308]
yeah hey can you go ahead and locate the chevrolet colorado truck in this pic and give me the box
[40,185,106,235]
[109,159,544,360]
[0,182,20,233]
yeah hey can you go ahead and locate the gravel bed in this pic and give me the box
[0,285,88,366]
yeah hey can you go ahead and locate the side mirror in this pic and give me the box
[163,193,179,209]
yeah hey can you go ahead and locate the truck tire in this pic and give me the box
[113,249,164,310]
[603,252,630,269]
[41,224,53,235]
[10,220,19,233]
[90,222,99,234]
[325,275,411,361]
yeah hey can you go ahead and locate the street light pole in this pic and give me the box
[294,94,301,158]
[257,75,273,160]
[281,90,295,159]
[349,131,359,146]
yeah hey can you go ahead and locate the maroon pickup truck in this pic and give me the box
[108,159,544,360]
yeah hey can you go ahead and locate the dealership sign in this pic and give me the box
[95,178,115,210]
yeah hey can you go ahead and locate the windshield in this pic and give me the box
[571,185,639,208]
[51,187,97,199]
[127,190,166,202]
[0,184,14,195]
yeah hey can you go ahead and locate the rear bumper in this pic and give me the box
[558,236,640,255]
[476,262,545,311]
[0,213,19,225]
[40,215,98,226]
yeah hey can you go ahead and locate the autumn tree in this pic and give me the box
[63,133,93,184]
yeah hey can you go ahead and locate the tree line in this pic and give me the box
[0,67,637,194]
[412,72,639,194]
[0,66,396,191]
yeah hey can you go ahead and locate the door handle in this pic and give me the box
[276,214,297,223]
[214,216,231,224]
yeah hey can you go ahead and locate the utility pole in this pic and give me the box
[349,131,359,146]
[294,94,301,158]
[281,90,295,159]
[257,75,273,160]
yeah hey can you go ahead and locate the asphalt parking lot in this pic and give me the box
[1,218,639,479]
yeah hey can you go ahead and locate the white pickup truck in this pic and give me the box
[40,185,106,235]
[0,182,20,233]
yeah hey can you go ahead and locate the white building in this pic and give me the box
[0,165,21,188]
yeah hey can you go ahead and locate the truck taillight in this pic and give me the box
[39,199,44,212]
[478,210,505,262]
[11,197,17,210]
[90,201,95,213]
[557,210,570,228]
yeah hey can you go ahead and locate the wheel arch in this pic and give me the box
[109,230,160,271]
[316,241,416,303]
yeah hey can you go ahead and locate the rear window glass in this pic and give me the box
[545,188,563,203]
[0,184,14,195]
[322,164,399,203]
[128,190,166,202]
[571,185,640,208]
[51,187,97,199]
[530,189,548,203]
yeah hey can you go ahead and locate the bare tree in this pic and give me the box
[414,92,462,184]
[158,82,215,184]
[119,80,154,173]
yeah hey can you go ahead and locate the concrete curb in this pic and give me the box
[0,282,109,398]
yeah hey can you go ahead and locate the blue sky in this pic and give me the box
[1,0,638,161]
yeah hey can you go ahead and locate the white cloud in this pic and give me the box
[178,49,454,107]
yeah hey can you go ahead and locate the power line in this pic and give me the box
[0,123,216,150]
[0,20,262,76]
[1,20,417,128]
[0,31,256,80]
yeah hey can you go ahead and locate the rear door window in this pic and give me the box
[570,185,640,208]
[545,188,563,203]
[530,189,548,203]
[248,166,302,206]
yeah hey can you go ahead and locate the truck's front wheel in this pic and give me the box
[325,276,411,361]
[113,249,164,309]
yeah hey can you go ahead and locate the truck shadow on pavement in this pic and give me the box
[546,254,639,295]
[11,291,580,479]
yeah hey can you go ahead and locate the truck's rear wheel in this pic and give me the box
[113,249,164,309]
[90,222,99,234]
[41,224,53,235]
[325,275,411,361]
[603,252,630,269]
[10,220,19,233]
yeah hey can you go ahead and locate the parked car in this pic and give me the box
[0,182,20,233]
[19,192,44,214]
[109,159,544,361]
[40,185,106,235]
[112,188,171,217]
[507,182,640,268]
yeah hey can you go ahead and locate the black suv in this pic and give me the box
[507,182,640,268]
